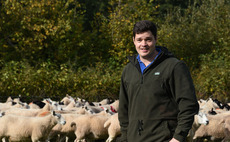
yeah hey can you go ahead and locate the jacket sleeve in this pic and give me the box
[118,70,129,142]
[170,61,199,141]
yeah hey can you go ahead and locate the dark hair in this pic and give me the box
[133,20,157,39]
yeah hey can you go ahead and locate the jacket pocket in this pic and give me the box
[149,120,172,139]
[127,119,174,142]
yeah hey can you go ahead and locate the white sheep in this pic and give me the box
[48,113,82,142]
[5,96,13,103]
[60,94,75,106]
[28,102,41,109]
[92,98,113,106]
[193,112,230,141]
[13,101,30,109]
[0,111,66,142]
[0,97,28,110]
[0,101,14,110]
[199,98,220,113]
[0,102,30,113]
[100,100,119,113]
[4,102,52,117]
[99,98,113,105]
[187,109,209,141]
[62,100,84,111]
[84,105,104,114]
[49,109,109,142]
[70,112,111,142]
[55,106,93,115]
[110,100,119,112]
[104,113,121,142]
[76,106,92,115]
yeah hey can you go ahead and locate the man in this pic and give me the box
[118,20,199,142]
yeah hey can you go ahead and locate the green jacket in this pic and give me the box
[118,46,199,142]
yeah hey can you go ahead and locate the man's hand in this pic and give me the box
[169,138,180,142]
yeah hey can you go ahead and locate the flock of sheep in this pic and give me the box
[0,95,230,142]
[191,98,230,142]
[0,95,119,142]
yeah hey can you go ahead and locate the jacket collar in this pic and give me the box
[127,46,174,65]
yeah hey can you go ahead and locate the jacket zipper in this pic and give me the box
[138,119,144,136]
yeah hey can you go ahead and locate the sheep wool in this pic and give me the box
[0,111,65,142]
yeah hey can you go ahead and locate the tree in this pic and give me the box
[157,0,230,69]
[0,0,84,66]
[99,0,160,69]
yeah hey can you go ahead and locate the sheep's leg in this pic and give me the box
[75,139,86,142]
[31,136,40,142]
[59,136,69,142]
[65,136,69,142]
[59,134,67,142]
[2,138,7,142]
[193,126,206,140]
[4,137,10,142]
[106,136,114,142]
[75,130,86,142]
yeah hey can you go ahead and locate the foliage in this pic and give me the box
[74,62,122,101]
[193,39,230,102]
[157,0,230,101]
[157,0,230,69]
[0,60,121,101]
[0,0,229,101]
[0,0,81,64]
[0,0,109,68]
[155,0,193,15]
[99,0,160,69]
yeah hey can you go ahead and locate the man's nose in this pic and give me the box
[141,40,147,46]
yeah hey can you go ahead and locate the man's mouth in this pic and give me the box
[141,48,149,52]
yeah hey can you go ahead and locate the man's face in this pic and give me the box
[133,31,157,60]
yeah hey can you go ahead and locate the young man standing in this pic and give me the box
[118,20,199,142]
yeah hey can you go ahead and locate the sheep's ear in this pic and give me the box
[52,111,56,116]
[220,118,225,123]
[103,108,108,113]
[71,122,76,127]
[0,112,5,117]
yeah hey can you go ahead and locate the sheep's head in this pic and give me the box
[197,111,209,125]
[52,111,66,125]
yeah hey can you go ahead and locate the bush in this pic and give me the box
[156,0,230,101]
[157,0,230,69]
[74,62,122,101]
[0,61,121,102]
[193,40,230,102]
